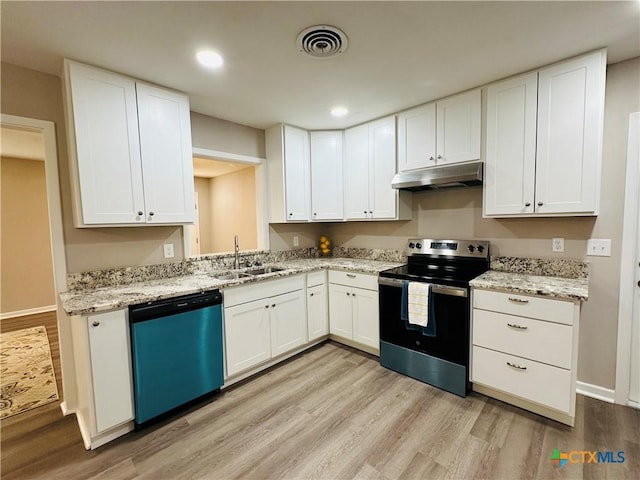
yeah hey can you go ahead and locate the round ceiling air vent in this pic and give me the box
[296,25,348,59]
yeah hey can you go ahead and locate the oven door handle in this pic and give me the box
[378,277,468,298]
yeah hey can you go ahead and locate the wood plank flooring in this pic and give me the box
[2,342,639,480]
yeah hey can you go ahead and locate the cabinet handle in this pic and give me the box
[369,211,373,215]
[437,155,443,160]
[352,293,356,297]
[289,213,293,216]
[271,304,276,308]
[137,211,143,216]
[537,202,543,207]
[429,156,435,161]
[507,361,527,371]
[507,323,528,330]
[508,297,529,304]
[310,293,314,297]
[313,213,317,216]
[346,273,356,278]
[364,211,367,214]
[265,305,269,309]
[92,321,100,327]
[149,211,155,216]
[524,202,531,207]
[346,292,351,296]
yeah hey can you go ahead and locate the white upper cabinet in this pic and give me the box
[64,60,195,227]
[266,124,311,222]
[484,50,606,217]
[310,131,344,221]
[398,89,481,172]
[344,116,407,220]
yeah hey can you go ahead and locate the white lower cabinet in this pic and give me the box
[307,272,329,341]
[71,308,135,449]
[223,276,306,377]
[471,288,580,426]
[328,271,380,353]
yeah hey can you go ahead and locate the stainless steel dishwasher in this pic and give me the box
[129,290,223,427]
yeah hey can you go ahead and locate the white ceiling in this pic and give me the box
[193,156,254,178]
[2,1,639,131]
[0,126,45,161]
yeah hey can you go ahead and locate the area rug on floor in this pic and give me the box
[0,326,59,419]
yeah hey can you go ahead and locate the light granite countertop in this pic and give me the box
[470,270,589,301]
[60,258,402,316]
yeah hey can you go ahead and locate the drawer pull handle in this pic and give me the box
[507,362,527,371]
[507,323,528,330]
[508,297,529,304]
[346,273,357,278]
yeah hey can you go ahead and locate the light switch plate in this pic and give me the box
[552,237,564,253]
[587,239,611,257]
[163,243,175,259]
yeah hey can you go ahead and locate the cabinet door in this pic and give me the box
[307,283,329,341]
[310,131,344,220]
[369,116,397,219]
[352,287,380,349]
[436,89,481,165]
[270,290,307,357]
[329,284,353,339]
[283,125,311,221]
[535,51,605,214]
[86,310,134,433]
[484,73,538,216]
[67,61,145,225]
[224,300,271,376]
[136,83,195,224]
[344,124,370,219]
[398,103,436,172]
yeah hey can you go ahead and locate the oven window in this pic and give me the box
[379,284,470,366]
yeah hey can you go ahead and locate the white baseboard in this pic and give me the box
[0,305,57,320]
[627,400,640,410]
[60,401,74,416]
[576,381,615,403]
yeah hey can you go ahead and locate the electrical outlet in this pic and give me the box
[552,237,564,253]
[163,243,175,259]
[293,236,299,247]
[587,239,611,257]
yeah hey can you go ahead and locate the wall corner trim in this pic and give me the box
[576,381,615,403]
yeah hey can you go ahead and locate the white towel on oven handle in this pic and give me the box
[407,282,431,327]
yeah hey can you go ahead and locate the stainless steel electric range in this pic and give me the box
[378,239,490,396]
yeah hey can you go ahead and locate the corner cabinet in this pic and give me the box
[471,289,580,426]
[484,49,606,217]
[307,271,329,341]
[344,116,411,220]
[63,60,195,227]
[70,309,135,449]
[397,89,481,172]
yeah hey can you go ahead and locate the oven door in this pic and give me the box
[378,277,470,367]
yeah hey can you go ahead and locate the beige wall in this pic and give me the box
[191,112,265,158]
[1,156,56,312]
[209,167,258,253]
[193,177,213,253]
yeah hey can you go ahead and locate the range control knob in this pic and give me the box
[416,243,422,249]
[408,242,415,249]
[467,245,476,253]
[477,245,485,253]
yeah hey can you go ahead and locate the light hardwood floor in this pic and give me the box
[2,342,638,479]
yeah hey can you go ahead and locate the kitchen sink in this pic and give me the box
[245,266,286,276]
[213,272,254,280]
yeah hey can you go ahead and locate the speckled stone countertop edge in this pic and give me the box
[470,271,589,302]
[60,258,403,316]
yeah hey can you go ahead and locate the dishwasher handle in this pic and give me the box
[129,290,222,323]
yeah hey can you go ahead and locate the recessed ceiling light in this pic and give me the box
[331,106,348,117]
[196,50,224,69]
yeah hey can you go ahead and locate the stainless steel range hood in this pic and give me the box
[391,161,483,192]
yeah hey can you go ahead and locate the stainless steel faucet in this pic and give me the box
[234,234,240,269]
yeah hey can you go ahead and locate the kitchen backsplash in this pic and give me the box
[65,247,406,291]
[490,256,589,279]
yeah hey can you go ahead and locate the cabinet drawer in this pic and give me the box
[473,309,573,369]
[472,346,572,413]
[223,275,304,307]
[328,270,378,290]
[307,270,326,287]
[473,289,574,325]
